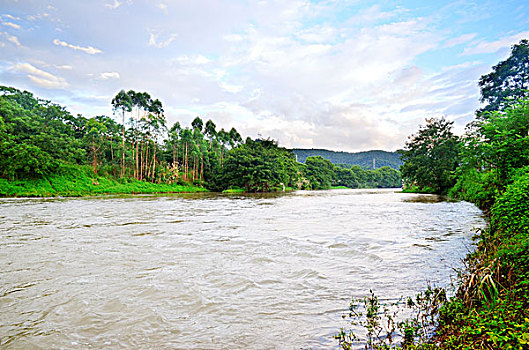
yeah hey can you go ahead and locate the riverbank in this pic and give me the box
[396,179,529,348]
[432,171,529,348]
[0,166,208,197]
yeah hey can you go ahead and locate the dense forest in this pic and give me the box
[0,87,401,196]
[293,148,403,170]
[338,39,529,349]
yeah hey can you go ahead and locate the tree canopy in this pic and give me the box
[479,39,529,114]
[217,138,299,192]
[398,117,459,194]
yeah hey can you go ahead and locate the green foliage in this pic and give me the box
[491,168,529,234]
[435,101,529,349]
[303,156,335,189]
[375,166,402,188]
[448,168,499,211]
[303,159,401,190]
[0,86,85,179]
[1,85,403,195]
[452,97,529,210]
[479,39,529,114]
[217,138,299,192]
[399,118,460,195]
[333,165,360,188]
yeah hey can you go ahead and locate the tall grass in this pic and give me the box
[0,164,207,197]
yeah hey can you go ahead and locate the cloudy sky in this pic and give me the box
[1,0,528,152]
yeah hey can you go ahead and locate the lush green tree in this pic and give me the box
[333,166,360,188]
[82,118,108,175]
[452,97,529,209]
[94,114,122,173]
[375,166,401,188]
[179,128,193,181]
[399,117,460,194]
[229,127,242,148]
[478,39,529,114]
[303,156,335,190]
[0,86,85,179]
[191,116,203,132]
[204,119,217,141]
[218,138,298,192]
[111,90,133,176]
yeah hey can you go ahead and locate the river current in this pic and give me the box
[0,189,484,349]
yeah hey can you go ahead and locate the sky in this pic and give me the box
[1,0,528,152]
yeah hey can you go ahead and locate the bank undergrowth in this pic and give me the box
[0,164,207,197]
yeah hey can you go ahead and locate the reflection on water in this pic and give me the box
[0,189,485,349]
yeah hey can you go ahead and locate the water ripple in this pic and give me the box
[0,189,484,349]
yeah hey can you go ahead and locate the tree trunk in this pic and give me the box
[135,140,139,180]
[152,143,157,183]
[184,142,188,181]
[121,110,126,177]
[92,137,97,176]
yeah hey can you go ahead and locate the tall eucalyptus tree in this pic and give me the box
[111,90,133,177]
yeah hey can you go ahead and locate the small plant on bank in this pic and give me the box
[336,286,447,349]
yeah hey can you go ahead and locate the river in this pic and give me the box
[0,189,484,349]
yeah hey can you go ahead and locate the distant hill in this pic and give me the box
[292,149,403,170]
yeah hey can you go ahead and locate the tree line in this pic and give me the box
[0,87,401,192]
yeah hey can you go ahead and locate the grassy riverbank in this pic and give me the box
[433,170,529,348]
[0,165,207,197]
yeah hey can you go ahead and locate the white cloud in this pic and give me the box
[53,38,102,54]
[55,64,73,70]
[4,14,21,21]
[98,72,120,80]
[11,63,68,89]
[157,3,168,14]
[105,0,122,10]
[1,31,22,47]
[176,55,211,65]
[223,33,245,42]
[148,32,178,48]
[462,31,529,55]
[295,25,337,43]
[1,21,21,29]
[444,33,476,48]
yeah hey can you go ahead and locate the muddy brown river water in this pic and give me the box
[0,189,485,349]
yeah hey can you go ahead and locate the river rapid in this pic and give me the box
[0,189,485,349]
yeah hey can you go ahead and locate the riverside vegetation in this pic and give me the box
[337,39,529,349]
[0,86,400,197]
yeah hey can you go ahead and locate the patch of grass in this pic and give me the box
[222,187,245,194]
[401,186,437,194]
[0,165,208,197]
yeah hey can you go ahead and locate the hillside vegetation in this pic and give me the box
[293,148,403,170]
